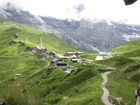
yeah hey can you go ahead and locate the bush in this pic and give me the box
[4,85,40,105]
[5,85,27,105]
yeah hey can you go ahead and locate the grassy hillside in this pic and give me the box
[0,20,76,54]
[25,65,104,105]
[1,19,140,105]
[103,41,140,105]
[95,56,134,68]
[0,20,104,105]
[111,41,140,54]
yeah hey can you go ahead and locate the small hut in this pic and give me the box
[49,51,56,58]
[71,58,80,63]
[50,59,67,67]
[64,52,83,58]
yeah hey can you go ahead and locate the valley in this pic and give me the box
[0,19,140,105]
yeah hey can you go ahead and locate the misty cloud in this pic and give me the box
[0,0,140,24]
[73,4,85,14]
[0,0,22,10]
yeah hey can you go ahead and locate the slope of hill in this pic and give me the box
[111,41,140,61]
[0,20,105,105]
[0,20,76,54]
[110,41,140,81]
[0,19,78,82]
[96,41,140,105]
[1,2,140,105]
[111,41,140,53]
[0,19,140,105]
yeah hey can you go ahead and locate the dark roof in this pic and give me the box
[56,61,67,66]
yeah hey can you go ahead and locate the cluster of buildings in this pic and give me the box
[30,46,84,68]
[63,51,83,63]
[50,52,84,67]
[30,46,56,58]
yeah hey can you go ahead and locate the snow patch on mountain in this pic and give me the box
[105,20,113,26]
[16,9,21,13]
[92,19,103,24]
[35,16,45,24]
[123,33,140,41]
[131,27,139,31]
[1,4,140,52]
[92,19,116,27]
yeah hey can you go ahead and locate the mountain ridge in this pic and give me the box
[1,3,140,52]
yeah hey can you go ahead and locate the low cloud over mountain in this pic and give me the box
[1,3,140,52]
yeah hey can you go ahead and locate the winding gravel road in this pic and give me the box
[101,71,112,105]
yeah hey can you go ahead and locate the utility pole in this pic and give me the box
[40,37,43,48]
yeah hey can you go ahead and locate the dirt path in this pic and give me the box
[101,71,112,105]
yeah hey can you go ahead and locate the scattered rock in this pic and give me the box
[63,96,69,100]
[0,98,5,105]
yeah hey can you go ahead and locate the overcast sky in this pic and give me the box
[0,0,140,24]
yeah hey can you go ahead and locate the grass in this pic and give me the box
[0,20,104,105]
[111,41,140,54]
[108,71,137,105]
[95,56,134,68]
[102,41,140,105]
[1,19,140,105]
[25,65,104,105]
[0,20,77,54]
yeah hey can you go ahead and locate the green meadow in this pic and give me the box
[0,19,140,105]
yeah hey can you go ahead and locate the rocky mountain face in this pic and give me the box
[1,4,140,52]
[40,18,140,51]
[0,3,42,27]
